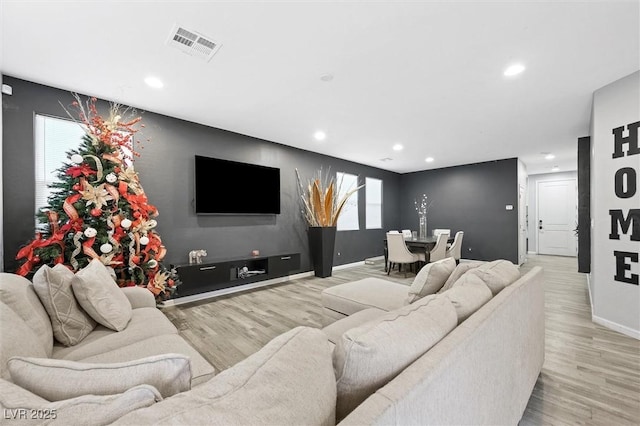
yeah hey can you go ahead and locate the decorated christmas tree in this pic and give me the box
[15,94,178,302]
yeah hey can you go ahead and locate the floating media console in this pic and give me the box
[173,253,301,298]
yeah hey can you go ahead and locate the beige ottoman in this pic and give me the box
[320,277,409,325]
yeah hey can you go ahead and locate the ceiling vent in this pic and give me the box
[166,24,221,62]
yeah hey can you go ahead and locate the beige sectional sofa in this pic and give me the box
[0,258,544,425]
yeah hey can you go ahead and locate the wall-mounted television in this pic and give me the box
[194,155,281,214]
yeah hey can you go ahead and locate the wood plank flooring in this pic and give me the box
[162,255,640,425]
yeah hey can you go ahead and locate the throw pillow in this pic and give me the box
[32,264,96,346]
[438,260,486,294]
[0,379,161,426]
[112,327,337,426]
[441,273,493,323]
[8,353,191,401]
[466,259,521,295]
[406,257,456,303]
[71,259,132,331]
[333,294,457,421]
[0,303,48,381]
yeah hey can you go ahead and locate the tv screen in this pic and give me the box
[194,155,281,214]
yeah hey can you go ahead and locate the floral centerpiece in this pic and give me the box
[414,193,433,239]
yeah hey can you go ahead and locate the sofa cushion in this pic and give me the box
[0,273,53,357]
[321,277,408,316]
[8,353,191,401]
[441,273,493,323]
[71,259,132,331]
[0,303,48,381]
[406,258,456,303]
[32,264,96,346]
[333,294,457,421]
[466,259,521,295]
[113,327,336,426]
[438,260,485,293]
[322,307,386,345]
[0,378,161,426]
[78,334,216,387]
[52,307,177,361]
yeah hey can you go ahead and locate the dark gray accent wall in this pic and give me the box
[399,159,519,263]
[2,76,402,272]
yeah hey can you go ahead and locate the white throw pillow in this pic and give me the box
[71,259,132,331]
[112,327,337,426]
[333,294,457,420]
[406,258,456,303]
[32,264,96,346]
[8,353,191,401]
[466,259,521,295]
[442,273,493,323]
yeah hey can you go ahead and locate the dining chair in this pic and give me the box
[386,232,424,276]
[433,228,451,237]
[445,231,464,264]
[427,232,448,263]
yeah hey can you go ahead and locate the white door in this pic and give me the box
[537,179,577,256]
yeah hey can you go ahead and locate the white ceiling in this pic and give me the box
[1,1,638,175]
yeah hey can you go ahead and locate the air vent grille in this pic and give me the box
[167,24,221,62]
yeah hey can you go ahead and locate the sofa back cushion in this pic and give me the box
[0,273,53,357]
[466,259,521,295]
[0,378,161,425]
[8,354,191,401]
[333,294,457,421]
[113,327,337,426]
[0,303,49,381]
[441,273,493,323]
[32,264,96,347]
[406,258,456,303]
[438,260,485,293]
[71,259,132,331]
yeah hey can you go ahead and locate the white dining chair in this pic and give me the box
[427,232,448,263]
[386,232,424,276]
[446,231,464,264]
[433,228,451,238]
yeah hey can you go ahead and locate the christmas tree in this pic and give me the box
[16,94,178,302]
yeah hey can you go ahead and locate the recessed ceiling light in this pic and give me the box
[392,144,403,151]
[144,76,164,89]
[425,157,434,163]
[320,73,334,82]
[504,63,525,77]
[314,131,326,141]
[552,166,560,172]
[545,153,555,160]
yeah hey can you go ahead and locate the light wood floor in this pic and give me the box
[163,255,640,425]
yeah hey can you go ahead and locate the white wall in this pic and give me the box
[526,171,577,254]
[590,70,639,339]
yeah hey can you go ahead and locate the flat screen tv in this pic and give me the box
[194,155,281,214]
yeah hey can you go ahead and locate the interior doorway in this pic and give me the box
[537,179,577,256]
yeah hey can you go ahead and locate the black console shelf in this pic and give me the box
[173,253,301,298]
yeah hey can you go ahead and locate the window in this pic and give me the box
[34,115,86,214]
[365,177,382,229]
[336,172,359,231]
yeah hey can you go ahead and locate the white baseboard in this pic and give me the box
[161,270,314,307]
[592,315,640,340]
[333,260,366,270]
[527,251,537,255]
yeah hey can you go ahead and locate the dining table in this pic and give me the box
[383,235,453,272]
